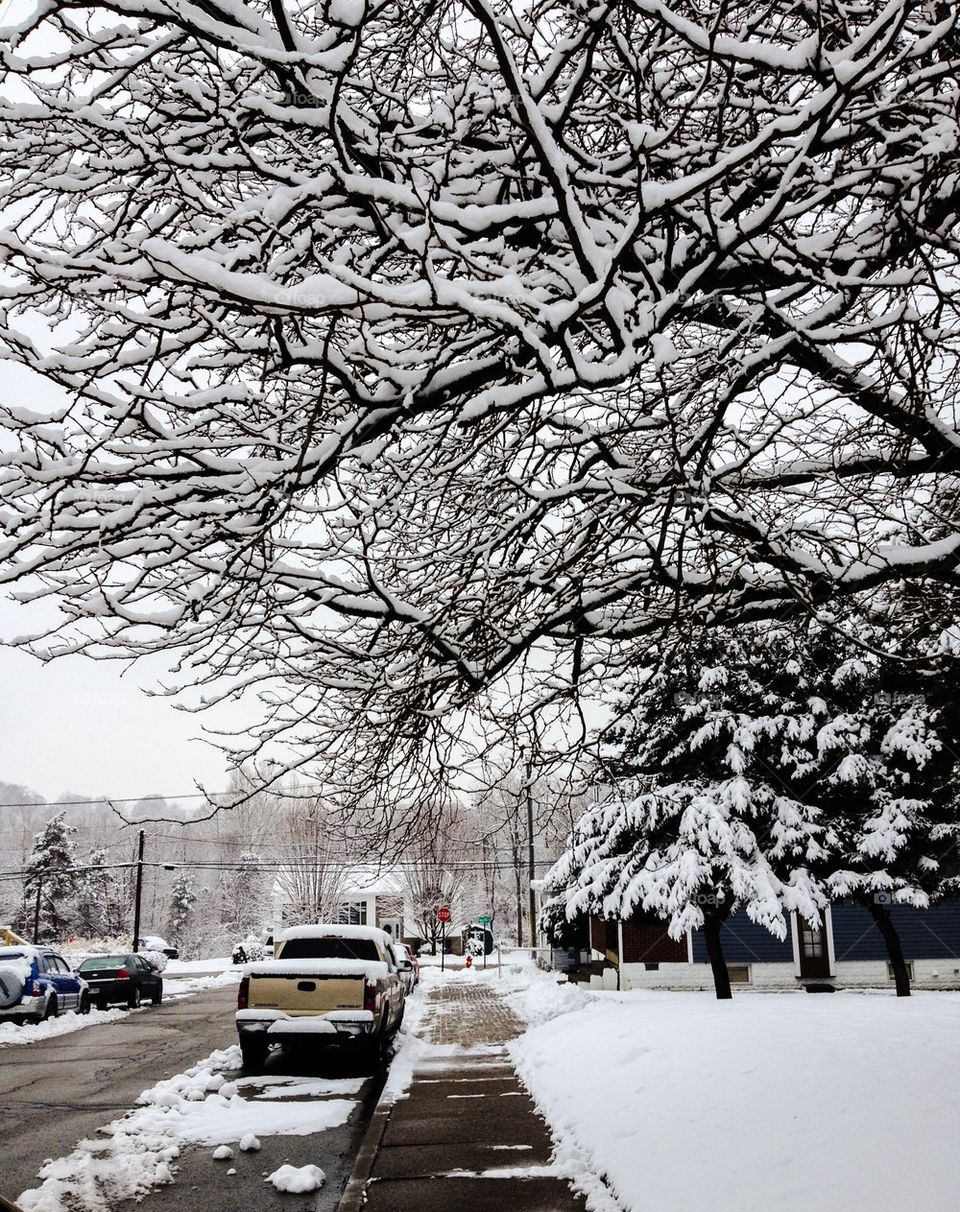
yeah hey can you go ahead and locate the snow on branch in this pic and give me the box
[1,0,960,804]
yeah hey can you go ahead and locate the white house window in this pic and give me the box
[337,901,367,925]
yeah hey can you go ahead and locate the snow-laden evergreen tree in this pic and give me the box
[167,874,198,948]
[16,813,78,943]
[545,611,960,997]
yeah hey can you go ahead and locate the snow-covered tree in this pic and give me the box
[546,612,960,996]
[167,874,198,946]
[406,816,470,955]
[220,851,269,936]
[16,813,78,942]
[272,803,350,925]
[2,2,960,825]
[74,848,130,939]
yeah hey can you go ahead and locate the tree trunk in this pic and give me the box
[867,900,910,997]
[702,909,732,1000]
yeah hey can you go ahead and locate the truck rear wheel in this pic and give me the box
[240,1036,268,1070]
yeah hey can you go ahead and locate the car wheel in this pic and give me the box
[128,984,142,1009]
[151,981,162,1006]
[360,1029,388,1071]
[239,1037,268,1070]
[42,995,58,1021]
[78,992,91,1015]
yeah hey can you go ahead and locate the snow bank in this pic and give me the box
[16,1046,360,1211]
[0,1006,128,1047]
[164,956,236,976]
[509,986,960,1212]
[381,969,435,1102]
[163,971,238,998]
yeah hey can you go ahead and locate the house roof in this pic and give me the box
[270,863,408,901]
[339,865,407,897]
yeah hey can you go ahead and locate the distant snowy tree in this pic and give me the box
[406,813,469,955]
[167,874,198,946]
[16,814,78,942]
[220,850,269,936]
[74,848,129,939]
[272,803,350,924]
[1,2,960,825]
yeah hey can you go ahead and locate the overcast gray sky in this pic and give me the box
[0,354,237,803]
[0,628,235,802]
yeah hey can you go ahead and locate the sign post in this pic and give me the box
[437,906,451,972]
[478,915,493,968]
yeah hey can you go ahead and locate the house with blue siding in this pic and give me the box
[571,902,960,992]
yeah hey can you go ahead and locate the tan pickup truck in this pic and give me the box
[235,923,406,1069]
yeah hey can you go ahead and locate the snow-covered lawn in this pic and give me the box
[17,1046,361,1210]
[500,962,960,1212]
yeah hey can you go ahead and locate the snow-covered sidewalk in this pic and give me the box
[496,959,960,1212]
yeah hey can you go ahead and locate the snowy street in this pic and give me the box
[1,982,385,1212]
[2,985,239,1202]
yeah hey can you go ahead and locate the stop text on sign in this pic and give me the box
[437,906,451,923]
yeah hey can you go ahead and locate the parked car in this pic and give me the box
[135,934,178,960]
[392,942,419,993]
[76,953,164,1008]
[0,945,91,1024]
[236,923,405,1070]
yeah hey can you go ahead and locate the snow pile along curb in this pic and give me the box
[16,1046,361,1211]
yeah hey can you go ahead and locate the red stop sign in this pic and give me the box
[437,906,452,923]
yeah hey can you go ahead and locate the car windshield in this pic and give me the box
[79,956,129,970]
[279,938,380,962]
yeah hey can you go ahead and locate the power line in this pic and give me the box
[0,857,560,882]
[0,792,227,810]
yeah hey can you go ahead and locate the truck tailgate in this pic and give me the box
[248,972,364,1014]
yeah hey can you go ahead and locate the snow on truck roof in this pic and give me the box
[243,958,390,981]
[277,923,392,945]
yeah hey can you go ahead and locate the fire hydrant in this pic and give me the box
[465,954,473,968]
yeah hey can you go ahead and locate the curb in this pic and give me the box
[336,1077,395,1211]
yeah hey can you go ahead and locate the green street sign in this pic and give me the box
[477,915,493,924]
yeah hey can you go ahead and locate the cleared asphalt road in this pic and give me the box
[0,984,385,1212]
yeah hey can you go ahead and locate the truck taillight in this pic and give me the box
[31,978,43,996]
[363,981,377,1012]
[238,976,249,1011]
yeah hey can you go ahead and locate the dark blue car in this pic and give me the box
[0,945,91,1024]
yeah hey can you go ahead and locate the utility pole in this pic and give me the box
[132,830,145,952]
[32,876,43,943]
[524,748,536,950]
